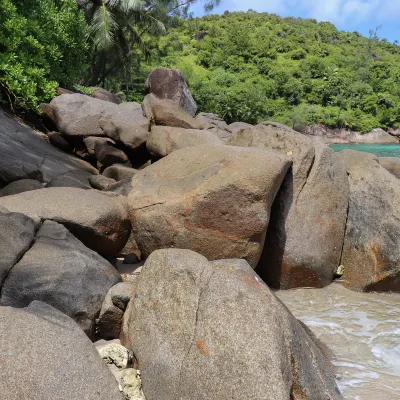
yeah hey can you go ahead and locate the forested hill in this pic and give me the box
[143,12,400,132]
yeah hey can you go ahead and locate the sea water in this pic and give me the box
[276,284,400,400]
[330,144,400,158]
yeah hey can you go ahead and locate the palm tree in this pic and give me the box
[81,0,220,90]
[83,0,166,88]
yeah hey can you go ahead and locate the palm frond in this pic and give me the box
[88,1,118,50]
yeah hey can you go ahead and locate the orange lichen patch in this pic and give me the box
[183,218,243,242]
[148,299,161,309]
[121,273,130,282]
[195,339,210,357]
[240,274,261,288]
[172,322,180,331]
[282,264,321,289]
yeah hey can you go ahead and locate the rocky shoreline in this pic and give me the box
[0,67,399,399]
[303,124,400,144]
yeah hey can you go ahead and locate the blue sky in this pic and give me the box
[191,0,400,43]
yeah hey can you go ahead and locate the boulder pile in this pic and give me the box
[0,66,398,399]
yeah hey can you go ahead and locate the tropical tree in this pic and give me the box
[81,0,220,93]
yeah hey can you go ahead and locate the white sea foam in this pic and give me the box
[276,283,400,400]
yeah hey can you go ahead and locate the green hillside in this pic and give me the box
[140,11,400,132]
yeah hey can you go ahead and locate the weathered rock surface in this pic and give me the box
[228,121,252,134]
[379,157,400,179]
[98,290,124,340]
[84,136,115,155]
[94,141,131,169]
[92,88,122,104]
[229,122,349,289]
[110,282,133,310]
[47,131,73,152]
[147,126,223,158]
[0,179,42,196]
[98,283,133,340]
[338,150,400,292]
[0,109,97,185]
[145,67,197,116]
[128,144,291,266]
[0,301,123,400]
[0,210,38,286]
[122,249,342,400]
[45,169,94,189]
[105,178,133,196]
[143,94,202,129]
[50,93,119,137]
[89,174,117,190]
[1,221,121,337]
[100,102,150,152]
[103,164,138,181]
[194,113,236,141]
[0,187,130,256]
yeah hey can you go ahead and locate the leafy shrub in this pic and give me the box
[0,0,88,111]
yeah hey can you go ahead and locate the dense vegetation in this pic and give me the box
[0,0,88,111]
[3,3,400,132]
[140,12,400,132]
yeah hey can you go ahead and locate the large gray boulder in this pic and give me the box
[146,126,223,158]
[49,93,119,137]
[143,94,202,129]
[379,156,400,179]
[229,122,349,289]
[122,249,342,400]
[100,102,150,152]
[0,109,97,185]
[0,301,123,400]
[145,67,197,116]
[0,221,121,337]
[0,179,42,197]
[0,210,38,286]
[128,144,291,266]
[338,150,400,292]
[0,187,130,256]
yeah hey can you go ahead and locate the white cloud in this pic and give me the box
[226,0,400,25]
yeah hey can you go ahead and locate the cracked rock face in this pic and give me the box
[0,220,121,338]
[338,150,400,292]
[0,210,39,286]
[0,109,97,186]
[229,123,350,289]
[0,187,130,256]
[128,144,291,267]
[0,301,124,400]
[121,249,342,400]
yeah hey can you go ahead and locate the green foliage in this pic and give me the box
[138,11,400,131]
[0,0,88,111]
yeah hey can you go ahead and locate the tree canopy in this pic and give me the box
[137,12,400,132]
[0,0,88,111]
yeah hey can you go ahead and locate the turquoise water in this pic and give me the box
[330,144,400,158]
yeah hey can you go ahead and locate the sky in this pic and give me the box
[190,0,400,43]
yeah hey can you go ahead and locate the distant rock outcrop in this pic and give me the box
[145,67,197,116]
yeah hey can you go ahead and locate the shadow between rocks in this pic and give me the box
[255,166,293,289]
